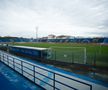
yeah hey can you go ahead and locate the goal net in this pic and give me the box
[47,46,87,64]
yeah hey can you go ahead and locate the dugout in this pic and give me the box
[9,46,48,60]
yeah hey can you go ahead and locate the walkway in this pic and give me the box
[0,62,44,90]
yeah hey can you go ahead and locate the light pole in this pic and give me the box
[36,26,38,42]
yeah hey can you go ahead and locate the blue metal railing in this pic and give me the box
[0,50,92,90]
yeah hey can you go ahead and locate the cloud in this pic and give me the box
[0,0,108,37]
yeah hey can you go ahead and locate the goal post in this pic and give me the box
[47,46,87,64]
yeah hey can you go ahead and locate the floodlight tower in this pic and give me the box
[36,26,38,42]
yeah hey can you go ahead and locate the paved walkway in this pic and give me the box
[0,62,44,90]
[0,73,19,90]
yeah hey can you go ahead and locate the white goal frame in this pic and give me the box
[48,46,87,64]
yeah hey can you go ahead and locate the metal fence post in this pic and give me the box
[7,55,9,65]
[53,73,55,90]
[13,58,15,69]
[33,65,35,83]
[0,53,2,61]
[21,61,23,75]
[3,54,4,61]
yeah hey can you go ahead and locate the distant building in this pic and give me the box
[42,37,48,39]
[48,34,56,39]
[56,35,70,39]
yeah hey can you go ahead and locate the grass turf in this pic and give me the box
[12,42,108,68]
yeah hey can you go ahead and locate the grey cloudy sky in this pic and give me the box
[0,0,108,38]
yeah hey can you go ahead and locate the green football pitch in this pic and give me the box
[12,42,108,68]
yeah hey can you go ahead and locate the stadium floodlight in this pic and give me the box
[36,26,38,42]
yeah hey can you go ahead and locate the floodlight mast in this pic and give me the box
[36,26,38,42]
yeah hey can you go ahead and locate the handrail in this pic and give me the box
[0,50,92,90]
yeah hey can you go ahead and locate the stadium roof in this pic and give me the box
[11,46,47,50]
